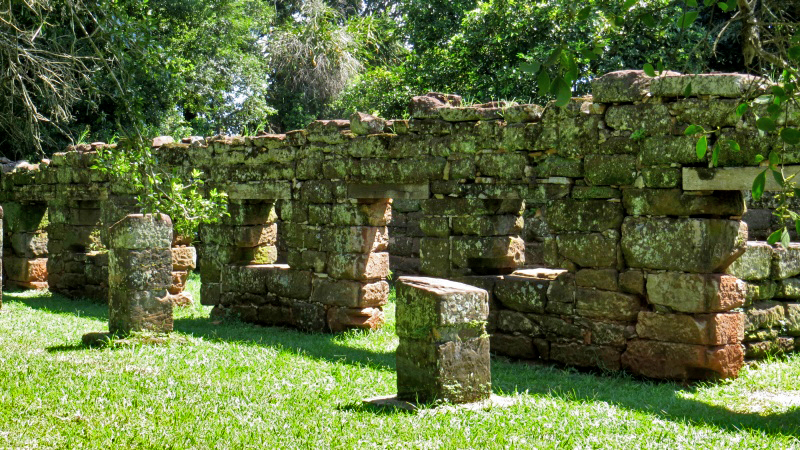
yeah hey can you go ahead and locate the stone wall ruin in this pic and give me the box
[2,70,799,380]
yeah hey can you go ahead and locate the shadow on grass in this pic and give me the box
[5,289,108,322]
[491,358,800,438]
[174,316,396,372]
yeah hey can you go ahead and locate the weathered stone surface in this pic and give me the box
[745,301,785,331]
[109,289,173,334]
[584,155,637,186]
[622,217,747,273]
[742,280,777,305]
[772,244,800,279]
[490,333,537,359]
[503,104,544,123]
[536,156,583,178]
[590,70,653,103]
[496,310,539,334]
[4,257,47,282]
[647,272,746,313]
[108,248,173,291]
[396,336,491,403]
[10,232,48,258]
[618,270,645,295]
[576,269,618,291]
[551,343,621,371]
[327,252,389,281]
[576,288,641,321]
[108,214,172,249]
[606,104,672,135]
[546,199,623,232]
[450,236,525,275]
[650,73,769,98]
[451,215,523,236]
[557,232,619,269]
[171,246,197,271]
[395,276,488,339]
[622,189,744,217]
[641,168,680,188]
[409,93,462,119]
[263,265,313,299]
[2,202,48,233]
[320,226,389,253]
[786,303,800,336]
[327,306,384,332]
[310,277,389,308]
[636,311,744,345]
[349,112,387,135]
[420,238,450,277]
[494,275,549,313]
[622,339,743,379]
[641,136,697,165]
[745,338,795,359]
[776,278,800,299]
[725,242,773,281]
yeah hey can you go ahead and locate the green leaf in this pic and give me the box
[683,82,693,97]
[736,103,748,117]
[537,71,551,96]
[696,135,708,159]
[753,170,766,200]
[718,2,729,12]
[772,169,785,187]
[657,61,665,73]
[711,141,720,167]
[782,227,791,248]
[614,15,625,27]
[769,150,780,168]
[642,14,656,27]
[687,0,698,6]
[755,154,765,164]
[767,228,782,245]
[795,219,800,237]
[789,46,800,61]
[684,124,704,136]
[767,103,782,118]
[704,0,715,5]
[623,0,637,9]
[545,47,562,66]
[643,63,656,77]
[781,128,800,145]
[519,62,540,73]
[555,78,572,107]
[577,6,591,21]
[677,10,699,28]
[727,140,740,152]
[756,117,777,132]
[772,86,787,98]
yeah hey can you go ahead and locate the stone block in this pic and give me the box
[108,214,173,250]
[490,333,537,359]
[621,217,747,273]
[450,236,525,275]
[108,248,173,291]
[200,282,221,306]
[742,280,777,305]
[641,136,697,165]
[395,276,489,339]
[551,343,622,371]
[584,155,637,186]
[786,303,800,336]
[641,168,680,188]
[494,275,549,313]
[745,338,795,359]
[4,257,47,282]
[419,216,450,237]
[496,310,539,334]
[546,199,623,232]
[10,232,48,258]
[310,277,389,308]
[109,289,173,334]
[776,278,800,298]
[451,215,523,236]
[263,265,313,299]
[576,288,641,321]
[288,299,328,331]
[320,226,389,253]
[2,202,48,233]
[536,156,583,178]
[646,272,745,313]
[621,339,744,379]
[257,304,293,327]
[576,269,618,291]
[772,244,800,279]
[622,189,744,217]
[476,153,527,179]
[650,73,769,98]
[396,336,491,403]
[221,264,269,294]
[635,311,744,345]
[605,104,672,135]
[557,232,619,269]
[169,271,189,295]
[420,238,451,277]
[330,200,392,226]
[745,301,785,331]
[171,246,197,271]
[350,112,387,135]
[725,242,773,281]
[590,70,654,103]
[618,270,645,295]
[327,252,389,282]
[326,307,384,332]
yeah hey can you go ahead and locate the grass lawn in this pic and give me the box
[1,275,799,449]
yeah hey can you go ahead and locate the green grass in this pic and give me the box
[1,275,799,449]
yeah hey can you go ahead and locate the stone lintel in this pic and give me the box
[683,167,800,191]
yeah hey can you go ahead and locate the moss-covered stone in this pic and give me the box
[584,155,637,185]
[546,199,623,232]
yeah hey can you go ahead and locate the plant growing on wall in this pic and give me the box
[91,139,229,239]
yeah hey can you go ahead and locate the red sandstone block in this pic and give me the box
[550,343,622,371]
[169,271,189,295]
[621,339,743,380]
[326,306,384,332]
[310,277,389,308]
[490,333,537,359]
[635,311,744,345]
[646,272,745,313]
[5,256,48,283]
[171,246,196,270]
[327,252,389,281]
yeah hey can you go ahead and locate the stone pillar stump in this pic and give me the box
[395,276,491,403]
[108,214,174,334]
